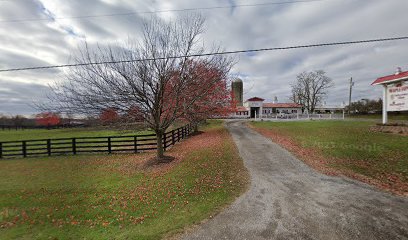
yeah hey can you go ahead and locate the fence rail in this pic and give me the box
[0,123,195,159]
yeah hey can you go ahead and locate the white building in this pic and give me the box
[235,97,303,118]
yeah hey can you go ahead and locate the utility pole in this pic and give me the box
[348,77,354,114]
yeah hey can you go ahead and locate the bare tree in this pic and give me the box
[289,70,334,113]
[45,14,233,161]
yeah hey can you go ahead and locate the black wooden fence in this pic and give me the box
[0,123,195,159]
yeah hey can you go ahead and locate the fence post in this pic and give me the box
[22,141,27,158]
[172,130,175,146]
[163,132,167,151]
[134,136,138,153]
[72,138,77,155]
[0,142,2,159]
[177,128,181,142]
[47,139,51,156]
[182,126,185,139]
[108,137,112,154]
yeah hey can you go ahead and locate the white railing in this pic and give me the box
[259,113,344,120]
[229,113,345,120]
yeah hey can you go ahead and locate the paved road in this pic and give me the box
[183,120,408,240]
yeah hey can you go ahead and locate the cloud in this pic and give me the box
[0,0,407,115]
[0,80,51,116]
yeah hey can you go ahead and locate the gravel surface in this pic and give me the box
[182,120,408,240]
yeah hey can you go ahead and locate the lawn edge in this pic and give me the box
[248,122,407,196]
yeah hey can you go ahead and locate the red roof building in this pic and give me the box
[246,97,265,102]
[372,68,408,124]
[234,97,303,118]
[372,70,408,85]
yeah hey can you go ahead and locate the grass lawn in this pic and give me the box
[0,128,153,143]
[0,120,249,239]
[348,113,408,121]
[251,120,408,194]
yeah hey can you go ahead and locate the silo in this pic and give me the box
[232,78,243,107]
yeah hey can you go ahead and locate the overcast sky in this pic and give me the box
[0,0,407,116]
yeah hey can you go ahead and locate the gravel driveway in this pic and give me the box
[182,120,408,240]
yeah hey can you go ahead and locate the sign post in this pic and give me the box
[383,85,388,124]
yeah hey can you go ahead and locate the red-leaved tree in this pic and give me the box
[126,105,144,122]
[36,112,61,129]
[99,108,119,125]
[174,60,235,131]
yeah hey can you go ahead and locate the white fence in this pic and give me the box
[231,113,345,120]
[264,113,344,120]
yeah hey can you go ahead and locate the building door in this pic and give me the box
[250,107,259,118]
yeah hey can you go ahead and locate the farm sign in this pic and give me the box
[372,68,408,124]
[387,84,408,111]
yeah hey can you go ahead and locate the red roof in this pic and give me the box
[372,71,408,85]
[246,97,265,102]
[236,106,248,112]
[263,103,302,108]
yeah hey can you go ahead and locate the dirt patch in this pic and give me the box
[249,124,408,196]
[370,125,408,136]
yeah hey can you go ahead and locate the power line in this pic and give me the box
[0,0,327,24]
[1,36,407,73]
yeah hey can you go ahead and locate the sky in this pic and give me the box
[0,0,408,116]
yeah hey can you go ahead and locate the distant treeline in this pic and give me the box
[347,98,408,116]
[0,115,87,128]
[0,114,149,131]
[0,124,86,130]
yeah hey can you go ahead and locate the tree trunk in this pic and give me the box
[156,131,164,160]
[194,124,199,133]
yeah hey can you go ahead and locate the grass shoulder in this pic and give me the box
[347,113,408,121]
[250,120,407,195]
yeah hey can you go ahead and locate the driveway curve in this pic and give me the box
[182,120,408,240]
